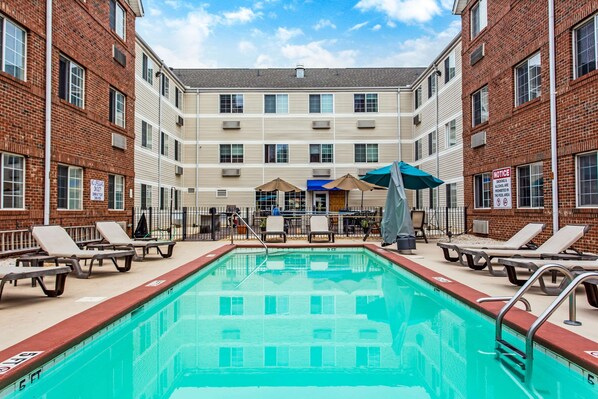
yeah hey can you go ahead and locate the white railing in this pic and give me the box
[0,225,101,256]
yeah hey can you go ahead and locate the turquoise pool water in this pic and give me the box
[2,248,596,398]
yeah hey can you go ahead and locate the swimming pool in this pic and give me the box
[0,247,596,398]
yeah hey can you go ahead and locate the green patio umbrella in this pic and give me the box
[361,161,444,189]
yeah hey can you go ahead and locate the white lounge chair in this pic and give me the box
[437,222,545,264]
[0,264,71,303]
[308,216,335,243]
[31,225,135,279]
[459,224,590,276]
[96,221,176,260]
[261,216,287,243]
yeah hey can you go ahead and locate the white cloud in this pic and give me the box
[349,21,369,31]
[164,0,182,9]
[280,40,358,67]
[222,7,261,25]
[238,40,257,53]
[149,8,162,17]
[276,27,304,42]
[387,20,397,28]
[355,0,442,23]
[255,54,274,68]
[313,19,337,30]
[372,24,382,31]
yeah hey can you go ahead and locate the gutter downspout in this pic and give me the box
[195,89,200,207]
[397,88,402,160]
[548,0,559,233]
[435,65,440,203]
[157,64,163,208]
[43,0,52,225]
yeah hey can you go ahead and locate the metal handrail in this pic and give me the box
[230,212,268,255]
[524,271,598,381]
[477,296,532,312]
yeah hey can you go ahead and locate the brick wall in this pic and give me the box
[0,0,137,230]
[459,0,598,251]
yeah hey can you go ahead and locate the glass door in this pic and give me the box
[313,192,329,213]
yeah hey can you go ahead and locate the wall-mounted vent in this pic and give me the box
[472,220,489,234]
[222,121,241,129]
[222,168,241,177]
[216,189,228,198]
[312,168,331,177]
[175,166,183,176]
[357,120,375,129]
[312,120,331,129]
[357,168,374,176]
[176,116,184,126]
[111,133,127,150]
[471,131,487,148]
[470,43,485,66]
[413,114,421,125]
[113,45,126,67]
[187,188,195,194]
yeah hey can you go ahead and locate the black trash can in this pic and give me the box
[396,235,416,251]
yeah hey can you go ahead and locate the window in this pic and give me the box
[472,86,488,127]
[356,347,380,367]
[470,0,487,40]
[109,0,126,40]
[140,184,152,209]
[219,347,243,367]
[1,153,24,209]
[474,172,491,209]
[0,16,26,80]
[160,132,168,156]
[414,139,422,161]
[141,53,153,84]
[57,165,82,210]
[309,94,333,113]
[285,191,306,211]
[255,191,277,211]
[141,121,152,149]
[108,174,124,210]
[220,144,244,163]
[309,144,333,163]
[354,144,378,163]
[174,140,181,162]
[161,74,169,98]
[574,15,597,79]
[517,162,543,208]
[577,152,598,207]
[354,94,378,112]
[414,87,422,109]
[159,187,168,210]
[220,296,244,315]
[264,94,288,113]
[515,53,541,106]
[220,94,244,113]
[264,347,289,367]
[444,52,456,83]
[428,132,436,155]
[427,74,436,99]
[175,87,182,109]
[310,346,335,367]
[445,120,457,148]
[265,144,288,163]
[173,189,180,210]
[109,88,125,128]
[446,183,457,208]
[59,56,85,108]
[310,295,334,314]
[429,187,437,208]
[264,296,289,315]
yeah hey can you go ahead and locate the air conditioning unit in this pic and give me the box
[312,120,331,129]
[175,166,183,175]
[413,114,421,125]
[111,133,127,150]
[216,189,228,198]
[357,168,374,176]
[470,43,485,66]
[187,188,195,194]
[312,168,331,177]
[357,120,375,129]
[113,45,126,67]
[176,116,184,126]
[222,121,241,129]
[222,168,241,177]
[471,131,487,148]
[472,220,489,234]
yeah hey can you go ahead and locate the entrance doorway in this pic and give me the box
[313,192,328,213]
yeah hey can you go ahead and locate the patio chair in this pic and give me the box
[0,264,71,303]
[31,225,136,279]
[96,221,176,261]
[411,210,428,243]
[437,222,545,264]
[459,224,590,277]
[308,216,335,243]
[261,216,287,243]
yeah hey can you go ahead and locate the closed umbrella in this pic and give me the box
[381,161,416,248]
[361,161,443,189]
[255,177,302,192]
[323,173,384,208]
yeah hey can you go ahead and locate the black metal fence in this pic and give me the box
[131,206,467,242]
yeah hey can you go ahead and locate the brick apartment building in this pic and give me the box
[454,0,598,251]
[0,0,143,230]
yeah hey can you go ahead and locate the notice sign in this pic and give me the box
[493,167,512,209]
[90,179,105,201]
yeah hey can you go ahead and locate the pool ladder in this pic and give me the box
[491,264,598,383]
[230,212,268,255]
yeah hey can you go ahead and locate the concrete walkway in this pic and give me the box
[0,238,596,351]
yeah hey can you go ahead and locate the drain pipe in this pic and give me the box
[396,88,402,160]
[156,64,163,207]
[434,65,440,202]
[43,0,53,225]
[548,0,559,233]
[195,89,200,207]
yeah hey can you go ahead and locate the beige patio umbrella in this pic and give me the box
[255,177,302,192]
[323,173,384,208]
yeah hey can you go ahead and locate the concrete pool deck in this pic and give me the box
[0,238,597,372]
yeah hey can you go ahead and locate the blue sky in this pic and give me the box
[137,0,461,68]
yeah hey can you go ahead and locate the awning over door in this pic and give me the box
[307,180,339,191]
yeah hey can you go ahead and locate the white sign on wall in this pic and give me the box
[90,179,105,201]
[493,167,512,209]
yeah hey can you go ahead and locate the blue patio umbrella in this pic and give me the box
[360,161,444,189]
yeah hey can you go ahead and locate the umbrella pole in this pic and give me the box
[361,191,364,209]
